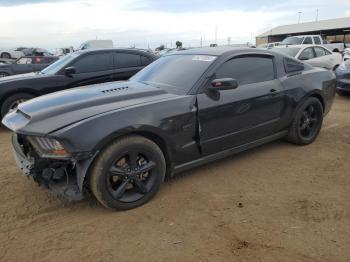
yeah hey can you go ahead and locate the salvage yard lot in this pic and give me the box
[0,95,349,262]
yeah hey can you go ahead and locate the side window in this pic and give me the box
[141,56,152,66]
[16,58,32,64]
[73,53,113,73]
[283,57,304,73]
[314,47,328,57]
[115,53,141,68]
[303,37,313,44]
[313,37,321,45]
[215,56,275,86]
[299,48,315,60]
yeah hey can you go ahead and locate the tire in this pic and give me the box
[1,93,34,118]
[0,72,9,78]
[286,97,324,145]
[89,135,166,210]
[336,89,349,96]
[0,53,11,59]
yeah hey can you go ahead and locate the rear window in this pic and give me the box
[141,56,152,66]
[283,57,304,73]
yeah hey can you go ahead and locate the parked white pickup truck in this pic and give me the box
[280,35,346,53]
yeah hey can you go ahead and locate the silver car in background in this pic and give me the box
[274,45,342,70]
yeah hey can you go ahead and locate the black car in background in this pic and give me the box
[0,48,158,117]
[0,56,59,78]
[2,47,336,210]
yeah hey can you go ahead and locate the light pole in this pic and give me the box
[298,12,302,24]
[215,26,218,45]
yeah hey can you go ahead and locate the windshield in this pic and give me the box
[130,54,217,94]
[281,37,304,45]
[41,53,79,75]
[274,47,301,57]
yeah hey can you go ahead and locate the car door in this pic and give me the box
[65,52,115,87]
[309,47,337,70]
[112,52,145,80]
[197,54,286,156]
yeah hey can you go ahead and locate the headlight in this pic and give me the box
[338,61,350,71]
[27,136,70,159]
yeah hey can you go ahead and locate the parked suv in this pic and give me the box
[0,49,158,118]
[0,56,59,78]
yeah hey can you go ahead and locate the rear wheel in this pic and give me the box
[286,97,324,145]
[1,93,34,118]
[89,135,166,210]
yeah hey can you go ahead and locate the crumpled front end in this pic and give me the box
[11,133,95,200]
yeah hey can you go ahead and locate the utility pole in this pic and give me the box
[227,37,231,46]
[316,9,319,22]
[200,37,203,48]
[215,26,218,45]
[298,12,302,24]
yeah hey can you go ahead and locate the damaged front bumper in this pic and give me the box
[12,134,97,201]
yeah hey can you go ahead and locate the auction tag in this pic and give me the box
[192,55,216,62]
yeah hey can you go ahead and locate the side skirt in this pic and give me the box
[173,130,288,174]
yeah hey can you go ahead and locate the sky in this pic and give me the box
[0,0,350,51]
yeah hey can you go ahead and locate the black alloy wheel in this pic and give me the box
[298,104,320,140]
[286,97,323,145]
[107,150,158,203]
[90,135,166,210]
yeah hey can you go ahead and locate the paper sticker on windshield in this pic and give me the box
[192,55,216,62]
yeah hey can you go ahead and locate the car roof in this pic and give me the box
[166,47,272,57]
[74,48,156,56]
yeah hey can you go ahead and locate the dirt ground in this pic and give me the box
[0,95,349,262]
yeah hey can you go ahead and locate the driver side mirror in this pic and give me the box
[208,78,239,91]
[299,56,309,61]
[64,66,76,76]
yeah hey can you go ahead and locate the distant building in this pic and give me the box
[256,17,350,46]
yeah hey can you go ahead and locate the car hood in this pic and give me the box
[2,81,176,134]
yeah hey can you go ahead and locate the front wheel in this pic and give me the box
[89,135,166,210]
[286,97,324,145]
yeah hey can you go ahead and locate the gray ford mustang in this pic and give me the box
[2,47,336,210]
